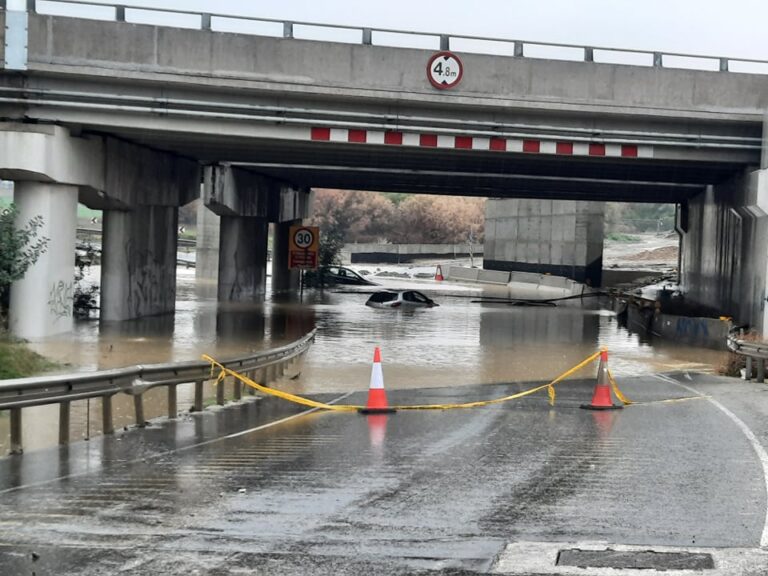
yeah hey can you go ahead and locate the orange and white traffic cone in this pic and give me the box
[359,347,397,414]
[580,350,623,410]
[435,265,444,281]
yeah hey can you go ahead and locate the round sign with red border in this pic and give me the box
[426,51,463,89]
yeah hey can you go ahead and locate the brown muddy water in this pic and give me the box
[0,266,727,455]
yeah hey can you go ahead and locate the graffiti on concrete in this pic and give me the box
[675,317,710,340]
[48,280,73,320]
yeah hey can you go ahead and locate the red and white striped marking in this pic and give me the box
[309,127,652,158]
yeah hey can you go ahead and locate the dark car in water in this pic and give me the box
[321,266,377,286]
[365,290,439,309]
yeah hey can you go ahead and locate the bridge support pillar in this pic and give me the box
[679,167,768,332]
[8,182,79,339]
[96,138,199,322]
[272,220,302,293]
[483,199,604,286]
[203,165,311,301]
[100,205,180,321]
[218,216,269,301]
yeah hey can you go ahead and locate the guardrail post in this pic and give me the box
[115,6,126,22]
[362,28,372,45]
[513,41,524,57]
[757,359,765,383]
[193,380,204,412]
[233,380,242,401]
[746,356,753,380]
[168,384,177,419]
[59,401,70,445]
[102,395,114,435]
[246,372,256,395]
[653,52,663,67]
[10,408,23,455]
[584,47,594,62]
[283,22,293,39]
[133,394,146,427]
[26,0,36,12]
[216,377,225,405]
[440,35,450,50]
[201,14,212,31]
[719,58,729,72]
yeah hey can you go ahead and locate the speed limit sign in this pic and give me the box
[293,227,314,249]
[427,51,463,89]
[289,225,319,270]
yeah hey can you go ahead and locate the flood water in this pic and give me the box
[0,264,728,455]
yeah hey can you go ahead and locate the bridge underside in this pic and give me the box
[78,129,739,203]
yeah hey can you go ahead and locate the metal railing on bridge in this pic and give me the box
[727,328,768,383]
[5,0,767,75]
[0,329,316,455]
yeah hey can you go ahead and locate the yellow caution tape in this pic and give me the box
[203,355,359,412]
[203,350,706,412]
[203,350,602,411]
[607,368,633,405]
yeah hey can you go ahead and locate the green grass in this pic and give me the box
[606,232,641,242]
[0,338,59,379]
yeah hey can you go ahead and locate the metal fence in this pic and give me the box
[727,328,768,382]
[0,329,316,455]
[3,0,766,74]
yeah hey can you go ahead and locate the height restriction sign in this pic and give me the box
[427,51,463,89]
[288,225,319,270]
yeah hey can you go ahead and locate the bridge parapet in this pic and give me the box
[6,0,768,76]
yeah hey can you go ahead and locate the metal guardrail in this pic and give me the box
[0,329,316,454]
[727,328,768,382]
[4,0,766,74]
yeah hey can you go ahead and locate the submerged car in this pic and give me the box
[321,266,377,286]
[365,290,439,309]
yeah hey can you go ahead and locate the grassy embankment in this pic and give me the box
[0,337,58,379]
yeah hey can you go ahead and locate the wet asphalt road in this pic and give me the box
[0,372,767,575]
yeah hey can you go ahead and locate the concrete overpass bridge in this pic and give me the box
[1,1,766,338]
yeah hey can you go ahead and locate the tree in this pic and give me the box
[310,189,397,243]
[0,204,49,316]
[393,195,485,244]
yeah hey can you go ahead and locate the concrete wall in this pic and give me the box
[344,243,481,264]
[484,199,604,286]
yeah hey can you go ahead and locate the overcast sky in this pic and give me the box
[36,0,762,59]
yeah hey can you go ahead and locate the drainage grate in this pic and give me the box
[556,548,715,570]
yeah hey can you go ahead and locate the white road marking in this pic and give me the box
[655,373,768,548]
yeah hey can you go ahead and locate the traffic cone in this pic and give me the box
[359,347,397,414]
[580,350,623,410]
[435,265,444,281]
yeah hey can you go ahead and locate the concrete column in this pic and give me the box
[218,216,269,301]
[9,182,78,339]
[100,205,178,321]
[272,220,302,292]
[483,198,604,286]
[679,168,768,330]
